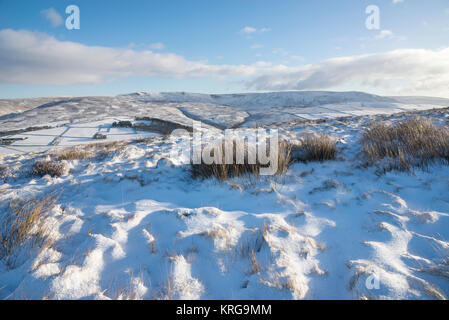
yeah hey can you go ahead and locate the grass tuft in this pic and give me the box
[362,117,449,171]
[190,140,292,181]
[32,160,66,177]
[0,165,7,178]
[291,133,337,162]
[56,148,91,160]
[0,194,57,268]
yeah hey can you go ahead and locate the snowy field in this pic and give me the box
[0,119,161,155]
[0,92,449,154]
[0,92,448,300]
[1,91,448,157]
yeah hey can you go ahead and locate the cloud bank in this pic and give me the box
[1,29,449,97]
[246,48,449,97]
[0,29,260,85]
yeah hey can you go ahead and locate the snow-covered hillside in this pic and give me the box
[0,105,448,300]
[1,92,448,300]
[1,91,448,156]
[0,97,69,117]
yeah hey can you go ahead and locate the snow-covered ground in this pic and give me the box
[0,99,448,300]
[0,119,161,155]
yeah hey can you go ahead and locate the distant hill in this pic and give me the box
[1,91,448,131]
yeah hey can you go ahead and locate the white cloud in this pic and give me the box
[0,29,264,85]
[2,29,449,98]
[40,8,63,27]
[246,48,449,97]
[393,0,404,4]
[250,44,263,49]
[241,26,257,34]
[240,27,271,35]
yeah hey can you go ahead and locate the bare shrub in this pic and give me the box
[0,194,57,267]
[190,140,291,181]
[32,160,66,177]
[291,133,337,162]
[362,117,449,171]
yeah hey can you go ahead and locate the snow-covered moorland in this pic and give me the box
[0,92,448,300]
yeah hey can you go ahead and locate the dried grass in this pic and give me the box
[0,194,57,268]
[190,140,292,181]
[291,133,337,162]
[56,148,91,160]
[32,160,66,177]
[362,117,449,171]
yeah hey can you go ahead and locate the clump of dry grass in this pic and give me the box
[134,137,155,144]
[56,148,91,160]
[0,194,57,267]
[88,141,126,157]
[0,165,7,178]
[32,160,66,177]
[291,133,337,162]
[362,117,449,171]
[261,272,296,292]
[55,141,127,161]
[116,285,138,300]
[249,249,261,274]
[419,256,449,281]
[190,140,292,181]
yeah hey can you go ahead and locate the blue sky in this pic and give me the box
[0,0,449,98]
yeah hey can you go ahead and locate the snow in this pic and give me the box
[0,119,161,155]
[0,91,448,300]
[1,101,448,300]
[1,91,448,156]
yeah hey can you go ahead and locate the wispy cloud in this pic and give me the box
[375,30,394,40]
[393,0,404,4]
[241,26,257,34]
[40,8,63,27]
[240,26,271,35]
[360,29,405,42]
